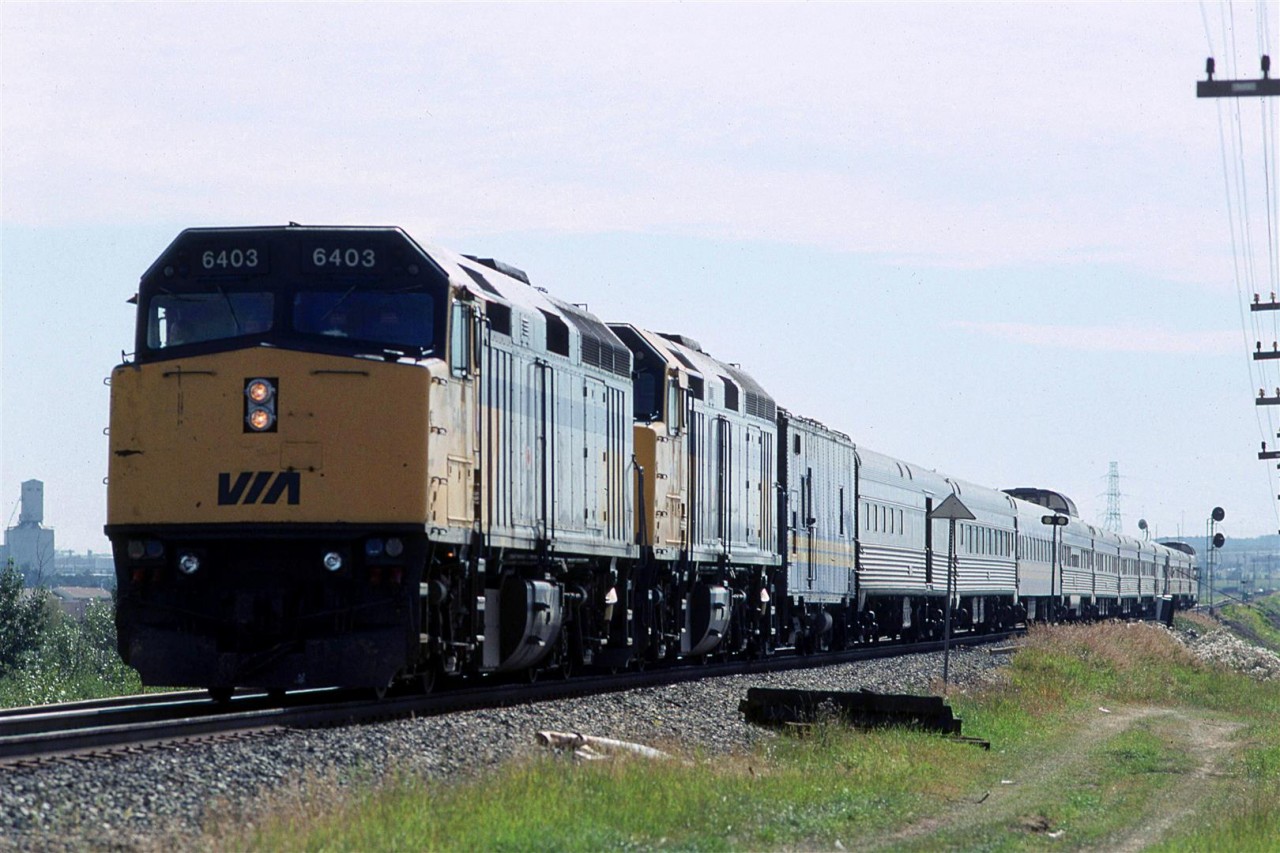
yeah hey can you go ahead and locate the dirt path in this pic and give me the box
[870,705,1243,851]
[1109,710,1241,853]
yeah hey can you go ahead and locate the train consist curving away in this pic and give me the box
[105,226,1198,696]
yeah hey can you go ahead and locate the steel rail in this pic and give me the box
[0,687,347,738]
[0,690,210,720]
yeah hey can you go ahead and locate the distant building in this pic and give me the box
[51,586,113,619]
[1,480,114,588]
[54,550,115,580]
[2,480,56,581]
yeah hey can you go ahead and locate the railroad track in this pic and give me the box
[0,631,1018,767]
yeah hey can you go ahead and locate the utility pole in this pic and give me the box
[1202,58,1280,475]
[1198,56,1274,600]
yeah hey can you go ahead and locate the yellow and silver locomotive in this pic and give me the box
[107,225,774,696]
[107,225,1197,698]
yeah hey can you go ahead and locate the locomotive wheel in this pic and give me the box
[268,688,287,704]
[418,665,437,694]
[208,687,233,704]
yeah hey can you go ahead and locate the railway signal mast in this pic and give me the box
[1206,507,1226,614]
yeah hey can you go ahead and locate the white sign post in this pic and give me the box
[930,493,975,689]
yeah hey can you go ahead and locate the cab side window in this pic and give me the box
[450,301,472,377]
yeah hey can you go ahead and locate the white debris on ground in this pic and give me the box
[1171,623,1280,681]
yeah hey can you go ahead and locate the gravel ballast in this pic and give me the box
[0,648,1005,850]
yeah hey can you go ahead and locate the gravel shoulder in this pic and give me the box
[0,648,1004,851]
[3,619,1270,852]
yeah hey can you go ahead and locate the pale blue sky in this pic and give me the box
[2,2,1277,551]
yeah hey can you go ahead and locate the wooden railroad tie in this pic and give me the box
[739,687,990,749]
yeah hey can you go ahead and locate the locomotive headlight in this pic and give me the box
[385,537,404,558]
[243,377,278,433]
[246,406,275,431]
[323,551,344,572]
[178,552,201,575]
[246,378,274,404]
[127,540,146,560]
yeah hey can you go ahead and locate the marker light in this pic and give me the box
[127,540,146,560]
[323,551,344,572]
[365,538,385,558]
[178,553,201,575]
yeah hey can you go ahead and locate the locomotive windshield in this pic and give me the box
[145,284,435,358]
[292,288,434,352]
[149,291,274,349]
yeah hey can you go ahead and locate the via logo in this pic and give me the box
[217,471,301,506]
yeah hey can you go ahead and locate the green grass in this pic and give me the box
[233,725,994,851]
[1220,591,1280,652]
[208,622,1280,851]
[891,719,1204,852]
[1150,713,1280,851]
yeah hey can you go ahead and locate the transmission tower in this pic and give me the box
[1103,462,1123,532]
